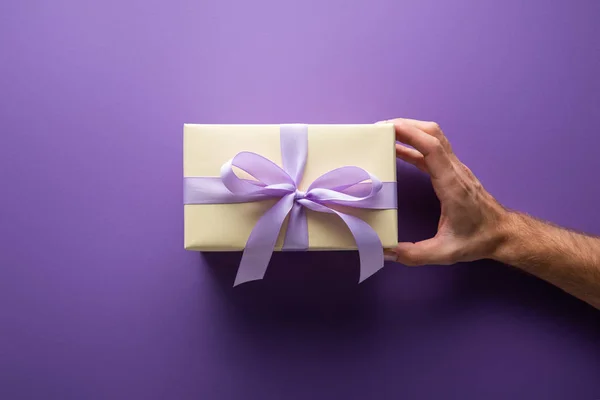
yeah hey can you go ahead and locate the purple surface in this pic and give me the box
[1,0,600,398]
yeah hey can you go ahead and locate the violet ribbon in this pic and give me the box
[184,124,397,286]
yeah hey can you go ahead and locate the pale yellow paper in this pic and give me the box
[184,124,397,250]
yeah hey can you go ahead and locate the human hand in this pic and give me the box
[381,118,509,266]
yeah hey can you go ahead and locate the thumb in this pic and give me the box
[386,238,456,266]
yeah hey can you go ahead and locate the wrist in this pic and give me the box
[490,210,527,264]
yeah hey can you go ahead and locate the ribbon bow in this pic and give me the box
[184,124,397,285]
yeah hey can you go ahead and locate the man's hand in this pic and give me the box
[382,118,508,266]
[383,118,600,310]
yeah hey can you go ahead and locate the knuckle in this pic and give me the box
[403,250,423,266]
[426,121,442,133]
[425,121,453,152]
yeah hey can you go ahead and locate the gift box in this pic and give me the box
[184,124,398,285]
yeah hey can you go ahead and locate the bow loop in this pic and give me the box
[221,151,295,197]
[306,166,383,205]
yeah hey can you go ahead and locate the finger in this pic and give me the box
[384,249,398,262]
[394,118,439,134]
[391,119,440,155]
[388,118,452,153]
[392,238,456,266]
[395,143,427,172]
[391,120,453,179]
[379,118,439,134]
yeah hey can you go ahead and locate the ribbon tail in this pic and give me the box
[298,200,384,283]
[282,202,308,251]
[234,194,295,286]
[335,212,385,283]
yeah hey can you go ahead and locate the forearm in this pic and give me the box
[493,212,600,309]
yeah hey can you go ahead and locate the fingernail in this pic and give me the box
[375,120,389,124]
[384,253,397,262]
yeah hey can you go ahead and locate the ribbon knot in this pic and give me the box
[184,124,397,286]
[294,190,306,200]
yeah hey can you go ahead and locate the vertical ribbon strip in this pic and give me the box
[184,124,397,285]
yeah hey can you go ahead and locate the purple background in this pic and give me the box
[1,0,600,399]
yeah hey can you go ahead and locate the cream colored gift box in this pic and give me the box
[184,124,398,251]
